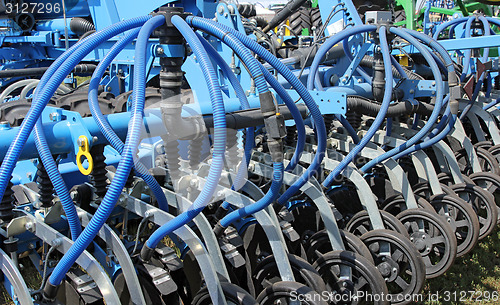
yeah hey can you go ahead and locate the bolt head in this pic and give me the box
[156,46,164,55]
[49,112,59,121]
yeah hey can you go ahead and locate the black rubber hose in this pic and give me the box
[263,0,308,33]
[69,17,95,36]
[203,104,307,129]
[360,55,423,80]
[0,64,97,78]
[347,96,434,117]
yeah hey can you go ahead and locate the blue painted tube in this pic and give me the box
[479,16,491,62]
[48,15,165,286]
[258,64,305,172]
[144,15,227,250]
[460,16,491,120]
[86,28,169,212]
[460,17,474,83]
[484,98,500,110]
[392,113,457,160]
[34,119,82,240]
[198,34,253,211]
[485,73,492,98]
[193,29,268,96]
[322,26,393,187]
[390,55,408,79]
[427,96,450,138]
[197,34,254,164]
[358,27,445,173]
[407,30,457,84]
[307,25,376,91]
[186,16,328,205]
[219,162,283,228]
[486,18,500,33]
[342,37,372,84]
[0,15,152,214]
[386,117,392,137]
[336,114,360,144]
[433,17,469,40]
[199,36,303,214]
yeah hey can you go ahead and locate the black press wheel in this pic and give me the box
[428,193,480,257]
[304,229,374,265]
[396,209,457,278]
[256,281,328,305]
[313,250,389,305]
[454,147,500,176]
[253,254,327,297]
[449,183,497,239]
[488,144,500,164]
[381,194,435,215]
[192,282,258,305]
[346,210,410,238]
[360,229,426,305]
[436,172,475,187]
[469,171,500,222]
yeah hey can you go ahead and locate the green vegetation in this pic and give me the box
[423,227,500,305]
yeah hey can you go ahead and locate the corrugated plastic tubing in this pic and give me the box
[145,15,227,250]
[48,15,165,286]
[186,16,328,205]
[320,26,393,187]
[86,27,169,211]
[0,15,152,218]
[359,26,445,173]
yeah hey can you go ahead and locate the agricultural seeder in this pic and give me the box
[0,0,498,304]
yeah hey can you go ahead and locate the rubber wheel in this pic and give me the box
[454,147,500,176]
[309,7,322,30]
[436,172,475,186]
[469,171,500,222]
[474,141,493,151]
[488,144,500,164]
[253,16,268,29]
[346,210,410,238]
[394,10,406,25]
[428,193,480,257]
[288,8,311,35]
[381,194,435,215]
[256,281,328,305]
[396,209,457,278]
[413,181,460,201]
[253,253,327,296]
[449,183,497,239]
[192,282,258,305]
[312,250,390,305]
[304,229,374,264]
[360,229,426,305]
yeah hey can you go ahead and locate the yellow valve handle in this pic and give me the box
[76,135,94,175]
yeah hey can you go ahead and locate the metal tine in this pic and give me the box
[0,247,33,305]
[16,209,121,304]
[24,181,148,305]
[250,151,346,251]
[106,170,229,305]
[186,165,297,283]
